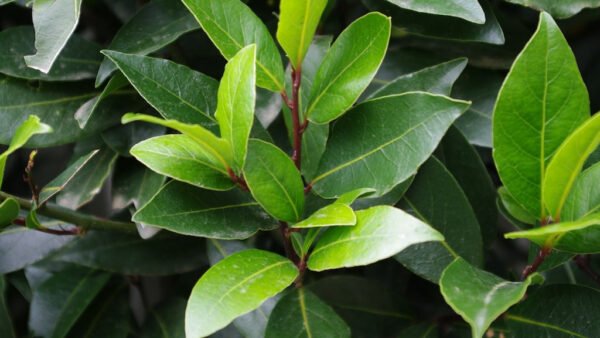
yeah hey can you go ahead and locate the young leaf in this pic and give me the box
[312,92,469,198]
[216,45,256,171]
[265,288,350,338]
[244,139,305,222]
[38,150,99,204]
[24,0,82,73]
[133,181,275,239]
[182,0,285,92]
[440,258,543,338]
[276,0,327,68]
[562,162,600,221]
[543,113,600,221]
[493,12,590,220]
[306,13,390,124]
[185,249,298,338]
[102,51,219,127]
[307,205,444,271]
[292,203,355,229]
[130,135,234,191]
[386,0,485,24]
[504,0,600,19]
[0,115,52,187]
[0,198,19,229]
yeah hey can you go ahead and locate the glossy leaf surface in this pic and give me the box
[386,0,485,23]
[38,150,99,204]
[292,203,355,229]
[562,162,600,222]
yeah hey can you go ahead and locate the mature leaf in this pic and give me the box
[244,139,305,222]
[75,73,129,129]
[306,13,390,124]
[141,298,186,338]
[103,51,218,127]
[182,0,285,92]
[130,135,233,190]
[386,0,485,23]
[29,265,110,338]
[112,160,166,210]
[504,0,600,19]
[276,0,327,68]
[38,150,99,204]
[505,213,600,253]
[265,288,350,338]
[0,115,52,187]
[563,162,600,222]
[24,0,82,73]
[312,92,469,198]
[56,148,118,209]
[308,205,444,271]
[102,121,165,156]
[0,26,100,81]
[365,0,504,45]
[498,187,537,225]
[134,181,275,239]
[0,276,15,338]
[493,13,590,220]
[0,198,19,229]
[368,58,467,99]
[543,114,600,221]
[95,0,198,86]
[216,45,256,171]
[185,249,298,338]
[505,285,600,337]
[54,231,207,275]
[440,258,543,338]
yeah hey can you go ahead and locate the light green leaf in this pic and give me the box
[493,12,590,220]
[563,162,600,222]
[24,0,82,73]
[312,92,469,198]
[0,115,52,187]
[505,213,600,254]
[440,258,543,338]
[292,203,355,229]
[244,139,305,222]
[276,0,327,68]
[308,205,444,271]
[182,0,285,92]
[130,135,233,191]
[216,45,256,171]
[102,51,218,127]
[386,0,485,23]
[265,288,350,338]
[185,249,298,338]
[306,13,390,124]
[543,113,600,221]
[504,0,600,19]
[0,198,19,230]
[336,188,377,205]
[133,181,275,239]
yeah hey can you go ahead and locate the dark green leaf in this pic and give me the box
[386,0,485,23]
[398,323,438,338]
[74,73,129,129]
[0,198,19,229]
[504,0,600,19]
[498,187,537,226]
[112,160,166,210]
[141,298,186,338]
[0,276,15,338]
[101,121,166,157]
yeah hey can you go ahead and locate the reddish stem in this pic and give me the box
[13,217,81,235]
[289,67,303,169]
[574,255,600,286]
[227,168,249,191]
[279,222,299,264]
[522,246,551,279]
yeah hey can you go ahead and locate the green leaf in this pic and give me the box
[0,276,15,338]
[504,0,600,19]
[56,148,118,209]
[101,121,166,157]
[505,284,600,337]
[244,139,305,222]
[0,198,19,229]
[102,51,219,127]
[185,249,298,338]
[133,181,275,239]
[54,231,206,275]
[265,288,350,338]
[365,0,504,45]
[0,115,52,187]
[276,0,327,68]
[543,114,600,221]
[493,12,590,220]
[29,265,110,338]
[0,26,101,81]
[38,150,99,204]
[216,45,256,171]
[182,0,285,92]
[386,0,485,23]
[112,160,166,210]
[292,203,355,229]
[306,13,390,124]
[498,187,537,225]
[141,298,186,338]
[368,58,467,99]
[24,0,82,73]
[308,205,444,271]
[130,135,233,191]
[563,162,600,222]
[75,73,129,129]
[505,212,600,254]
[312,92,469,198]
[440,258,543,338]
[95,0,198,86]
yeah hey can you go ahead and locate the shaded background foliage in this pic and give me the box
[1,0,600,337]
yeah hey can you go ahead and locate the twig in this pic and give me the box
[23,150,39,205]
[574,255,600,286]
[522,246,551,279]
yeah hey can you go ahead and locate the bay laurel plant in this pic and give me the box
[0,0,599,337]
